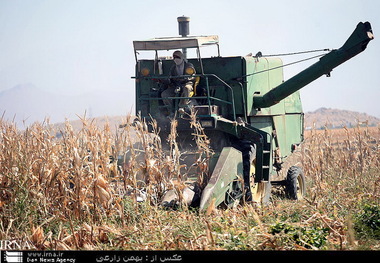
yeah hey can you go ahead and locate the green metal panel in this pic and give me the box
[135,60,155,117]
[249,116,273,141]
[196,57,243,83]
[284,90,303,114]
[244,57,284,116]
[285,113,304,149]
[272,113,304,158]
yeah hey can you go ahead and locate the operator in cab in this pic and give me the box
[161,50,196,113]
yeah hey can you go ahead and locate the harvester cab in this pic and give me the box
[131,17,373,210]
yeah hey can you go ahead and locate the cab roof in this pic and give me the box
[133,35,219,51]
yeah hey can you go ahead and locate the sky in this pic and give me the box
[0,0,379,118]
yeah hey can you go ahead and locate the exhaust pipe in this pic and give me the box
[177,16,190,58]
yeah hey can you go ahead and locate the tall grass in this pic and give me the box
[0,116,379,250]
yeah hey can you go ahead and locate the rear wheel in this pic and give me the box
[285,166,306,200]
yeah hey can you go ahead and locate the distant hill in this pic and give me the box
[304,107,380,129]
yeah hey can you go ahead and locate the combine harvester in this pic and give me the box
[127,17,373,211]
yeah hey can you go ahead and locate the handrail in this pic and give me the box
[137,73,237,121]
[203,74,236,121]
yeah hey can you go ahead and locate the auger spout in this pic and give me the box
[253,21,374,109]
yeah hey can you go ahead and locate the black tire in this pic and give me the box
[285,166,306,200]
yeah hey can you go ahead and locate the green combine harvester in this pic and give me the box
[130,17,373,211]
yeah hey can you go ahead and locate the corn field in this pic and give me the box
[0,116,379,250]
